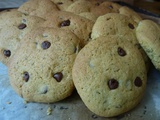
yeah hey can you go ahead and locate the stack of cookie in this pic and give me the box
[0,0,160,118]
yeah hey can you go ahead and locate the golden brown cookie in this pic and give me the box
[136,20,160,70]
[8,28,80,103]
[72,35,147,117]
[42,11,94,47]
[18,0,59,19]
[0,9,45,66]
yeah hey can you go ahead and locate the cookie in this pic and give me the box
[91,13,138,40]
[66,0,93,14]
[8,28,80,103]
[0,9,45,66]
[18,0,59,19]
[0,9,22,28]
[79,12,97,22]
[51,0,76,11]
[119,6,142,23]
[91,13,150,71]
[42,11,94,47]
[72,36,147,117]
[66,0,121,17]
[136,20,160,70]
[90,1,121,17]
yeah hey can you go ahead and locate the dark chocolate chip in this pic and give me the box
[89,32,92,39]
[57,2,63,5]
[118,47,126,56]
[3,50,11,57]
[18,23,27,29]
[128,23,134,29]
[95,2,100,6]
[108,79,119,90]
[135,43,142,49]
[134,77,142,87]
[41,41,51,49]
[53,72,63,82]
[23,72,29,82]
[60,20,70,27]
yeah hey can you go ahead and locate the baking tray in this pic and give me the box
[0,1,160,120]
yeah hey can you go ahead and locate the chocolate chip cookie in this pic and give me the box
[136,20,160,70]
[72,35,147,117]
[42,11,94,47]
[18,0,59,19]
[66,0,121,17]
[0,9,45,66]
[91,13,150,71]
[8,28,80,103]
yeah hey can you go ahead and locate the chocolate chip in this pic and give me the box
[3,50,11,57]
[57,2,63,5]
[53,72,63,82]
[128,23,134,29]
[134,77,142,87]
[89,32,92,39]
[108,79,119,90]
[23,72,29,82]
[135,43,142,49]
[18,23,27,29]
[95,3,100,6]
[41,41,51,49]
[118,47,126,56]
[60,20,70,27]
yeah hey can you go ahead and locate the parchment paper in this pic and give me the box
[0,0,160,120]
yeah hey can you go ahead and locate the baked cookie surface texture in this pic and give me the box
[72,36,147,117]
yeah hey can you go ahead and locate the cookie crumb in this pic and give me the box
[60,106,68,110]
[23,100,28,104]
[91,114,98,119]
[47,107,52,115]
[6,101,12,104]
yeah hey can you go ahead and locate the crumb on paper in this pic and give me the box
[2,107,5,110]
[47,107,52,115]
[6,101,12,104]
[23,100,28,104]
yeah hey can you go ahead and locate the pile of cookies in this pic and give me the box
[0,0,160,117]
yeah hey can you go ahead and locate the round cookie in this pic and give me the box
[91,13,138,40]
[79,12,97,22]
[136,20,160,70]
[51,0,76,11]
[18,0,59,19]
[8,28,80,103]
[0,9,22,28]
[42,11,94,47]
[0,9,45,66]
[91,13,150,71]
[119,6,142,23]
[66,0,121,17]
[72,36,147,117]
